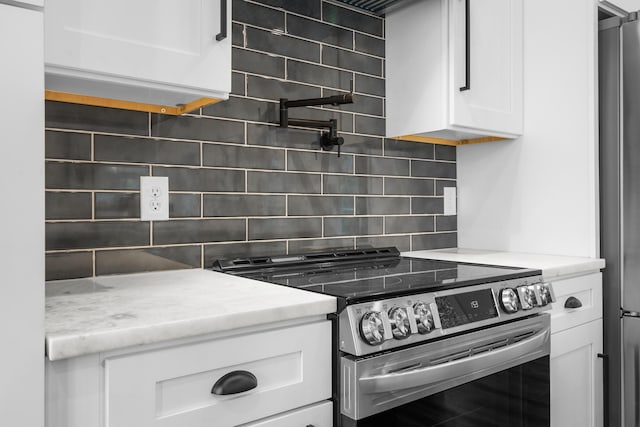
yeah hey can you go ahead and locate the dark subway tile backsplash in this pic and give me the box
[287,14,353,50]
[385,216,435,234]
[95,193,139,219]
[322,46,383,76]
[246,26,320,63]
[355,33,385,57]
[46,192,92,220]
[204,194,286,217]
[355,74,385,98]
[323,175,383,195]
[411,159,456,179]
[248,171,321,194]
[46,162,148,191]
[151,115,245,144]
[232,0,285,31]
[46,221,150,250]
[248,217,322,240]
[202,96,277,123]
[253,0,322,19]
[322,2,383,37]
[44,0,457,280]
[95,246,202,276]
[203,143,285,170]
[287,60,353,92]
[45,131,91,160]
[324,216,383,237]
[247,75,320,102]
[355,197,410,215]
[354,156,409,176]
[46,252,94,281]
[152,166,245,192]
[94,135,200,166]
[412,232,458,251]
[45,102,148,135]
[154,219,246,245]
[384,177,434,196]
[288,195,354,216]
[232,48,286,79]
[287,150,353,174]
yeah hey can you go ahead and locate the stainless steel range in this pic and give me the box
[213,247,555,427]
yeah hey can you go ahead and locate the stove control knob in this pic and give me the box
[413,302,435,333]
[360,311,386,345]
[388,307,411,339]
[538,283,554,306]
[499,288,520,313]
[518,285,537,310]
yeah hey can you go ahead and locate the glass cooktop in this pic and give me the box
[212,247,541,304]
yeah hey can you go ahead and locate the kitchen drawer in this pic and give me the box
[242,401,333,427]
[548,272,602,334]
[105,321,331,427]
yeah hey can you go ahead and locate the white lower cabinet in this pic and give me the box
[549,273,603,427]
[46,320,332,427]
[551,319,603,427]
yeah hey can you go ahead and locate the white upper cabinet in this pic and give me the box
[386,0,523,146]
[44,0,231,114]
[600,0,640,13]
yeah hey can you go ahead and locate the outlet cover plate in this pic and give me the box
[140,176,169,221]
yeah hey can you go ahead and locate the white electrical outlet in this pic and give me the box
[443,187,457,216]
[140,176,169,221]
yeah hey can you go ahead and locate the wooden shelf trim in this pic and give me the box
[44,90,221,115]
[395,134,508,146]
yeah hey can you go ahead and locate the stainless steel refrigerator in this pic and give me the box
[600,10,640,427]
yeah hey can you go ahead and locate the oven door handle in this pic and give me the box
[359,328,549,394]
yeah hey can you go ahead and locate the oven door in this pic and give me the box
[340,314,550,427]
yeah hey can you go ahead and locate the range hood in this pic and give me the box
[332,0,406,16]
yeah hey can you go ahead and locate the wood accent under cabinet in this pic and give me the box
[44,90,221,115]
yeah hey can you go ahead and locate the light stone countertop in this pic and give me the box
[403,248,605,280]
[45,269,336,361]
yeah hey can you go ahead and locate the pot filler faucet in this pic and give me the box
[279,92,354,156]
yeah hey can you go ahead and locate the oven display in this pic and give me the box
[435,289,498,329]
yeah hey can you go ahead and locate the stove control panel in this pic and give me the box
[339,276,554,357]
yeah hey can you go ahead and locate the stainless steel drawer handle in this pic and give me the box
[211,370,257,395]
[564,296,582,309]
[359,328,549,394]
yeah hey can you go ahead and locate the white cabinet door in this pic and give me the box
[550,320,603,427]
[45,0,231,109]
[450,0,523,136]
[106,321,331,427]
[386,0,522,145]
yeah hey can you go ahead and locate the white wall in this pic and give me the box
[457,0,599,258]
[0,2,44,426]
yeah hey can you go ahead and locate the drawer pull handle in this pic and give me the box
[211,370,257,395]
[564,296,582,309]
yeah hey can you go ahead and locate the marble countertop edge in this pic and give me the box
[46,298,336,361]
